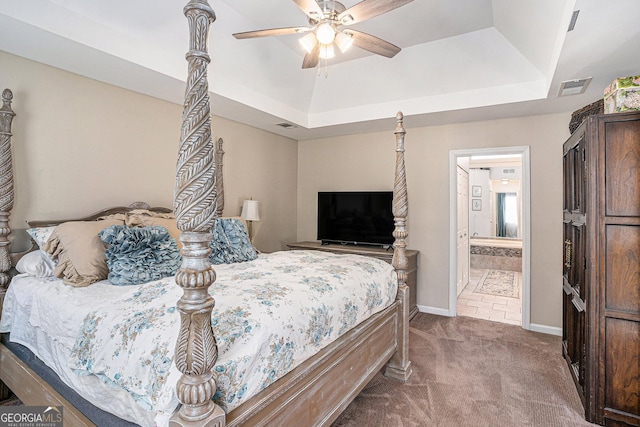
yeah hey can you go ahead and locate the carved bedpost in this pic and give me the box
[214,138,224,218]
[171,1,225,426]
[0,89,15,401]
[0,89,15,289]
[385,111,413,382]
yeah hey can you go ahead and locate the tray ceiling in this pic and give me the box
[0,0,638,139]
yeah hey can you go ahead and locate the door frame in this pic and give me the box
[448,146,531,329]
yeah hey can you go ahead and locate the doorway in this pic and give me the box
[449,147,531,329]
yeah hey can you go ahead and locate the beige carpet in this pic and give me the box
[332,313,596,427]
[475,269,519,298]
[0,394,22,406]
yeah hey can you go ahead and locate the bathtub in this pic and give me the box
[469,237,522,249]
[469,237,522,272]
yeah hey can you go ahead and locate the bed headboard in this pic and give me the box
[27,203,173,228]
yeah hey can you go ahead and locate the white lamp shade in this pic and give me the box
[299,32,317,54]
[335,31,354,53]
[319,43,335,59]
[241,200,260,221]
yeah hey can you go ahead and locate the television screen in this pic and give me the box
[317,191,394,247]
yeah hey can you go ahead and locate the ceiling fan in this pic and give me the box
[232,0,414,69]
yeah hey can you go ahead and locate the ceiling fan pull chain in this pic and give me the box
[321,56,329,78]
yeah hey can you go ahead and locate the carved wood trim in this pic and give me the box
[0,89,15,288]
[215,138,224,218]
[171,1,225,425]
[385,111,413,381]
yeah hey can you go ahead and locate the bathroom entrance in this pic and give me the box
[449,147,530,329]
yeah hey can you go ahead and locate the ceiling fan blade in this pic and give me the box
[233,26,311,39]
[292,0,325,21]
[338,0,414,25]
[302,44,320,69]
[346,29,401,58]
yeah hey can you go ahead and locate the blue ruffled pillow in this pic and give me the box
[100,225,181,286]
[210,218,258,265]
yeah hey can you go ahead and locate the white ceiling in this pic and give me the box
[0,0,638,140]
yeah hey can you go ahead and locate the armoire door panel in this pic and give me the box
[571,140,586,214]
[604,121,640,217]
[604,318,640,420]
[605,225,640,314]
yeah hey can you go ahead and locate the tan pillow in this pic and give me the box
[133,216,181,249]
[125,210,181,249]
[44,219,124,287]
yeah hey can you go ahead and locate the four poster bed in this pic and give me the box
[0,1,412,426]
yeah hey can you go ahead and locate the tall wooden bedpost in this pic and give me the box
[0,89,15,402]
[385,111,413,382]
[0,89,15,289]
[171,1,225,426]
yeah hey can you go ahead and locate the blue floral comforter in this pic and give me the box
[2,250,397,426]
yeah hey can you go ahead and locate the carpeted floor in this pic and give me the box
[0,394,22,406]
[332,313,597,427]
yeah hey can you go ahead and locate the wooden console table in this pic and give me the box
[287,241,419,319]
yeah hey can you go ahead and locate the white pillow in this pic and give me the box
[26,226,56,249]
[26,226,58,266]
[15,250,55,278]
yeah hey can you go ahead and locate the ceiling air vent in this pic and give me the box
[275,122,297,129]
[558,77,592,97]
[567,10,580,31]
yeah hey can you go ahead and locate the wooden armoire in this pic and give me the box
[562,110,640,427]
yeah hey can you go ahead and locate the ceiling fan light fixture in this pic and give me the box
[335,31,354,53]
[319,43,335,59]
[299,32,318,54]
[316,22,336,44]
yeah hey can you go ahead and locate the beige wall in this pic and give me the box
[2,50,573,329]
[298,113,571,330]
[0,51,297,253]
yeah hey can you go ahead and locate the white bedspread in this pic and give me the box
[0,250,397,427]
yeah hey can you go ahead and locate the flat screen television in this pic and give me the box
[317,191,394,248]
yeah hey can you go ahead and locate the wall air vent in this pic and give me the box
[275,122,297,129]
[503,168,515,174]
[558,77,592,97]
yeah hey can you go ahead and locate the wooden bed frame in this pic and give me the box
[0,1,412,425]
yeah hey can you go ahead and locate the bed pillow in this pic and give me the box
[26,226,56,250]
[210,218,258,265]
[124,210,182,249]
[44,218,124,287]
[100,225,181,286]
[26,226,58,264]
[15,250,55,277]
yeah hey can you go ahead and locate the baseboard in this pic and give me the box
[529,323,562,336]
[416,305,453,317]
[416,307,561,336]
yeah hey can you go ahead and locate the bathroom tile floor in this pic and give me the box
[457,268,522,326]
